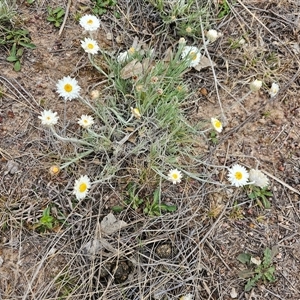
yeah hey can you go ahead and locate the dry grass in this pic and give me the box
[0,0,300,299]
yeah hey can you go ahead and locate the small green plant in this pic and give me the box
[47,6,65,28]
[125,182,144,210]
[218,0,231,19]
[144,189,177,217]
[0,27,36,71]
[91,0,118,16]
[32,206,62,233]
[0,0,16,24]
[237,246,278,291]
[209,130,218,144]
[248,186,273,209]
[56,273,78,299]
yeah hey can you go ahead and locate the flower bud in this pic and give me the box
[206,29,218,42]
[49,165,60,176]
[250,79,262,92]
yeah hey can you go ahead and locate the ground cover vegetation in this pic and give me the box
[0,0,299,299]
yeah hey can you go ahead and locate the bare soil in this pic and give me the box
[0,0,299,299]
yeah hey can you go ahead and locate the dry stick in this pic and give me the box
[197,14,226,122]
[261,169,300,196]
[236,0,300,60]
[199,202,229,246]
[58,0,72,36]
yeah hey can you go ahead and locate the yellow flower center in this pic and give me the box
[189,51,197,60]
[235,172,243,180]
[79,182,87,193]
[128,47,135,54]
[214,120,221,128]
[87,19,93,25]
[46,116,51,120]
[87,43,94,49]
[52,166,59,173]
[172,173,178,180]
[186,27,192,33]
[64,83,73,93]
[83,119,88,123]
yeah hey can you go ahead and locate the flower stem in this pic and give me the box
[60,149,94,169]
[50,126,93,147]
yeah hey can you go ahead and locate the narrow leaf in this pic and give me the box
[18,41,36,49]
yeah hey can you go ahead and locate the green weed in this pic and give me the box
[0,0,16,24]
[125,182,144,210]
[0,27,36,71]
[218,0,231,19]
[47,6,65,28]
[91,0,118,16]
[237,246,278,291]
[32,206,63,233]
[147,0,211,38]
[209,130,219,144]
[144,188,177,216]
[248,186,273,209]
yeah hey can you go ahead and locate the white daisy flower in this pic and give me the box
[56,76,81,101]
[269,82,279,98]
[78,115,94,129]
[131,107,141,119]
[38,109,59,126]
[79,15,100,31]
[180,294,194,300]
[73,175,91,200]
[167,169,182,184]
[250,79,262,92]
[206,29,218,43]
[211,117,223,133]
[249,169,269,188]
[81,37,100,55]
[181,46,201,68]
[227,164,249,187]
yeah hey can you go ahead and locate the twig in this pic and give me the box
[261,169,300,196]
[58,0,72,36]
[199,202,229,245]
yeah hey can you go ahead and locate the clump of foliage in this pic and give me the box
[0,0,36,71]
[91,0,118,16]
[32,206,63,233]
[237,246,278,291]
[47,6,65,28]
[248,186,273,209]
[113,183,177,216]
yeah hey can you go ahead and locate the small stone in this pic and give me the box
[230,287,238,298]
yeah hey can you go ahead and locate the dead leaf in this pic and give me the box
[120,59,143,79]
[163,46,173,62]
[194,56,216,71]
[100,213,127,235]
